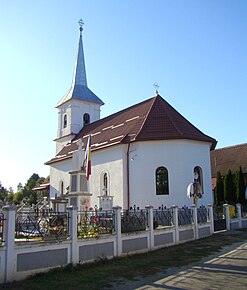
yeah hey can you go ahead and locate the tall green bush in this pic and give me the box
[215,171,224,205]
[224,169,236,204]
[235,166,245,204]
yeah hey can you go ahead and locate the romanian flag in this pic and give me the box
[85,135,92,180]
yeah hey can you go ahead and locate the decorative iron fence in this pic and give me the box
[213,205,226,231]
[77,209,115,238]
[213,206,224,220]
[241,204,247,217]
[197,206,208,224]
[0,212,4,244]
[15,210,69,241]
[153,206,173,228]
[121,207,147,233]
[178,207,193,226]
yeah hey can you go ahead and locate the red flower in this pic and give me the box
[93,217,99,223]
[84,205,88,210]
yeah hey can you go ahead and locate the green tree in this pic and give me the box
[7,192,14,204]
[24,173,40,191]
[36,177,45,186]
[44,176,50,183]
[235,166,245,204]
[29,191,37,205]
[224,169,236,204]
[13,191,23,205]
[214,171,224,205]
[0,181,7,203]
[8,187,14,194]
[17,182,23,192]
[22,173,41,205]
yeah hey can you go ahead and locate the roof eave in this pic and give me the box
[45,155,72,166]
[135,136,217,148]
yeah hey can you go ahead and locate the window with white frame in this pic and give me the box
[102,172,108,196]
[83,113,90,126]
[63,114,67,128]
[156,166,169,195]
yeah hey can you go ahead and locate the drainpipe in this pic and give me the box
[127,143,130,209]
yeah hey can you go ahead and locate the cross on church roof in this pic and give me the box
[153,82,159,95]
[78,19,84,32]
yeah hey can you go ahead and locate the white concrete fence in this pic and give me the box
[0,203,245,284]
[225,203,247,230]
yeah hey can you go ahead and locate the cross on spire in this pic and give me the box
[78,19,84,32]
[153,82,159,95]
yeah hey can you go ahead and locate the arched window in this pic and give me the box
[103,173,108,196]
[156,167,169,195]
[63,114,67,128]
[83,113,90,126]
[194,166,203,195]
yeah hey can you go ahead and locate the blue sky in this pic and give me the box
[0,0,246,191]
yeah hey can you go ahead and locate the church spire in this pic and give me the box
[55,20,104,154]
[56,20,104,107]
[72,19,87,87]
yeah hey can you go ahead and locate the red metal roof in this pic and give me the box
[211,143,247,177]
[46,95,216,165]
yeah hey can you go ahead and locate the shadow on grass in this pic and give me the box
[1,233,246,290]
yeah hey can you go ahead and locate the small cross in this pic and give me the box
[78,19,84,31]
[153,82,159,94]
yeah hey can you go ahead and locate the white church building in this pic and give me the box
[45,23,217,211]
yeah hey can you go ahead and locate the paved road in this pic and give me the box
[137,241,247,289]
[108,231,247,289]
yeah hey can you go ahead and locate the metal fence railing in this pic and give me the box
[213,206,225,220]
[178,207,193,226]
[121,208,147,233]
[153,206,173,228]
[241,204,247,217]
[197,206,208,224]
[0,212,4,244]
[15,210,69,241]
[77,209,115,238]
[10,203,221,242]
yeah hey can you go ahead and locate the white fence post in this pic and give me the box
[207,204,214,235]
[113,206,122,257]
[191,205,198,240]
[172,205,179,244]
[145,205,154,250]
[236,203,242,229]
[224,204,230,231]
[67,205,79,264]
[3,205,16,283]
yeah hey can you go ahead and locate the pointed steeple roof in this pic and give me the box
[56,21,104,107]
[72,24,87,87]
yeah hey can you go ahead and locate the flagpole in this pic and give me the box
[85,134,92,181]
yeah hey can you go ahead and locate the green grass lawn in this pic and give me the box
[1,232,246,290]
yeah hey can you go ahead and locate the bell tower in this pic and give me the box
[55,20,104,153]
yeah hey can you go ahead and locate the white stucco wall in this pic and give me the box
[49,159,72,199]
[57,100,101,139]
[128,140,213,208]
[50,144,126,209]
[89,145,126,209]
[56,100,101,153]
[49,139,213,210]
